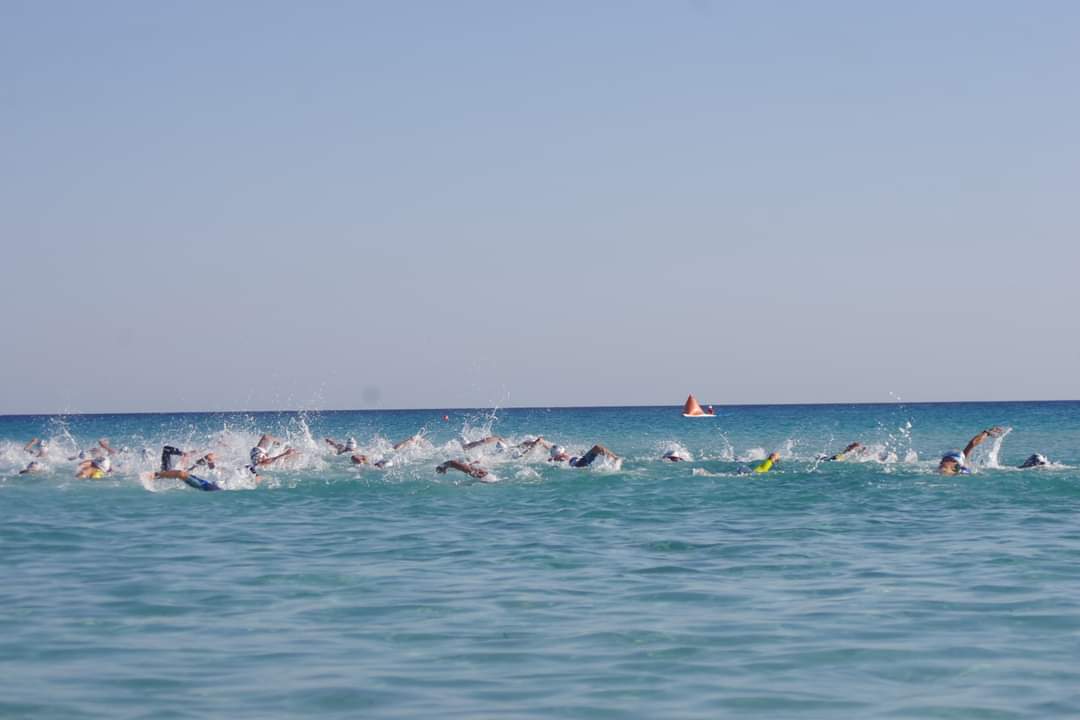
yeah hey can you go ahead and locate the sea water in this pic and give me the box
[2,401,1079,718]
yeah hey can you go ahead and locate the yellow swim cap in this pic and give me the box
[89,469,105,479]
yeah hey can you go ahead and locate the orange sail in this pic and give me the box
[683,394,707,416]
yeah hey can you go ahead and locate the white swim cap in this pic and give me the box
[550,445,566,458]
[345,437,358,451]
[941,451,965,466]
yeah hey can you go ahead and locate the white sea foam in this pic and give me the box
[657,440,693,462]
[970,427,1012,469]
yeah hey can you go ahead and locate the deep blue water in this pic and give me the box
[2,402,1079,718]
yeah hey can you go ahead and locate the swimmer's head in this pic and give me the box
[550,445,566,459]
[767,452,781,462]
[345,437,358,451]
[1020,453,1049,468]
[939,451,965,474]
[20,461,43,475]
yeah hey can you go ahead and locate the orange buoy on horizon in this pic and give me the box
[682,394,716,418]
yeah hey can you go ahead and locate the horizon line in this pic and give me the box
[1,397,1078,420]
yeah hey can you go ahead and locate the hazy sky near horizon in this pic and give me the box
[3,1,1079,414]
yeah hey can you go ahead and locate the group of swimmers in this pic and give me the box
[148,433,305,490]
[324,433,622,481]
[16,433,299,488]
[19,437,120,479]
[811,427,1049,474]
[432,437,621,480]
[14,429,625,488]
[12,422,1054,490]
[928,426,1049,474]
[187,424,1055,485]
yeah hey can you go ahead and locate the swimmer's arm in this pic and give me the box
[264,448,297,464]
[24,438,39,452]
[436,460,485,477]
[595,444,619,460]
[963,427,1004,456]
[828,443,861,461]
[579,444,618,464]
[394,435,420,450]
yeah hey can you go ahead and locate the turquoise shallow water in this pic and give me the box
[2,402,1080,718]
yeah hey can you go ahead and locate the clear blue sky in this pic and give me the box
[3,1,1078,413]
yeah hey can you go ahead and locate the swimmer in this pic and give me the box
[823,442,863,462]
[249,434,298,470]
[462,435,508,451]
[662,449,689,462]
[152,446,225,490]
[754,452,781,474]
[76,452,111,479]
[548,445,571,462]
[23,438,48,458]
[435,459,489,480]
[154,446,216,475]
[393,434,426,451]
[347,453,391,468]
[518,436,554,453]
[69,438,118,463]
[325,437,359,455]
[1019,453,1051,468]
[938,426,1005,475]
[566,444,620,468]
[19,461,45,475]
